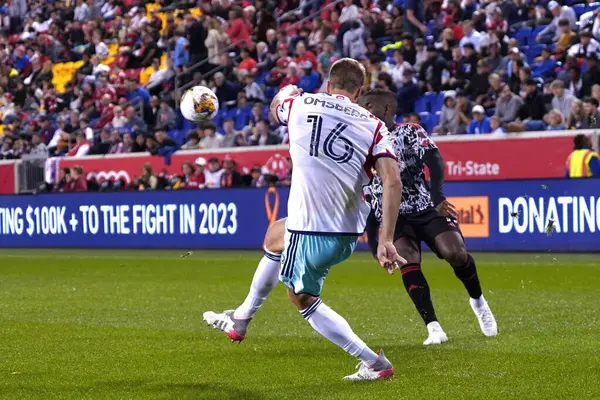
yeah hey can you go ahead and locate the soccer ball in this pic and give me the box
[180,85,219,123]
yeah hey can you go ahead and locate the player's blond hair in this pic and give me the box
[328,58,366,94]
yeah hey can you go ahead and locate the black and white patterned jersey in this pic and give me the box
[364,123,437,221]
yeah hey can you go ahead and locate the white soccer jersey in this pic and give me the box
[276,92,396,235]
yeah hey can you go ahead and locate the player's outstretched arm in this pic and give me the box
[374,157,406,273]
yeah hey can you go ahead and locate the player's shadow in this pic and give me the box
[87,380,266,400]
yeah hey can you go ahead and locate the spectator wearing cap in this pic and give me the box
[536,1,577,44]
[495,83,525,124]
[468,105,491,134]
[532,46,558,80]
[400,33,417,66]
[459,21,482,53]
[506,47,527,81]
[551,79,575,120]
[581,97,600,128]
[397,67,420,115]
[420,46,447,92]
[182,130,202,150]
[582,53,600,97]
[191,157,208,188]
[221,118,239,148]
[568,30,600,59]
[298,61,321,93]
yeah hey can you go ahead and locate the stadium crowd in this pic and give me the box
[0,0,600,166]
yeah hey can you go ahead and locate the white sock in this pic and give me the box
[470,295,486,309]
[233,250,281,320]
[301,299,379,365]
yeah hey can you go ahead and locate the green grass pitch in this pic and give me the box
[0,250,599,399]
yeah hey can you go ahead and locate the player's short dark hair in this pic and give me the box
[328,58,366,94]
[358,88,397,111]
[583,96,599,107]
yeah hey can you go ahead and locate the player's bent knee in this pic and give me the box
[264,218,286,253]
[444,245,468,266]
[287,289,318,311]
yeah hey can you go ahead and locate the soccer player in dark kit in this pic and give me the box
[358,88,498,345]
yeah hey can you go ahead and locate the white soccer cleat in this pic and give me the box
[470,296,498,337]
[343,350,395,381]
[203,309,248,342]
[423,321,448,345]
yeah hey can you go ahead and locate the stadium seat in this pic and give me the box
[587,2,600,13]
[514,27,532,47]
[530,25,548,43]
[527,44,545,64]
[573,3,587,17]
[414,96,429,113]
[419,112,432,132]
[429,92,445,113]
[431,111,440,130]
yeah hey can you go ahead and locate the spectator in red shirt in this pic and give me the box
[227,7,252,48]
[294,41,318,70]
[279,62,300,89]
[94,94,115,129]
[178,161,206,189]
[238,47,257,74]
[65,166,87,192]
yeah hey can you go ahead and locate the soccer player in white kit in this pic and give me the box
[209,58,404,381]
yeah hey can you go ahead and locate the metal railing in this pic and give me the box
[17,154,48,194]
[174,0,343,93]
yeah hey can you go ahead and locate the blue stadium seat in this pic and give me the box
[486,107,495,117]
[432,111,441,130]
[527,44,545,64]
[530,25,548,43]
[261,106,270,121]
[256,70,269,85]
[587,2,600,13]
[573,3,587,17]
[414,96,429,113]
[514,27,532,47]
[419,112,432,132]
[181,118,195,133]
[429,92,445,113]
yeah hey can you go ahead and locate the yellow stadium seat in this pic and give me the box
[139,66,155,85]
[108,43,119,56]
